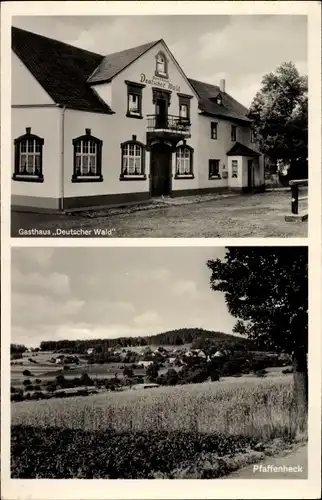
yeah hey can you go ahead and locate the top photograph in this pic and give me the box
[10,15,308,238]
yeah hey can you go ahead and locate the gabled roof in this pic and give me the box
[12,26,251,121]
[12,26,113,114]
[227,142,260,157]
[87,40,161,84]
[188,78,251,123]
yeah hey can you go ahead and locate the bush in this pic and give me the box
[282,368,293,374]
[255,369,267,378]
[11,392,24,402]
[23,379,31,386]
[11,353,23,360]
[210,370,220,382]
[80,373,94,386]
[23,370,32,377]
[123,366,134,378]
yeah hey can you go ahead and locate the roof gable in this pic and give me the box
[189,78,251,123]
[12,26,113,114]
[227,142,260,157]
[87,40,161,84]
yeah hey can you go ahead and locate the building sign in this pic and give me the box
[140,73,180,92]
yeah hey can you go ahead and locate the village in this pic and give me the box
[11,340,292,402]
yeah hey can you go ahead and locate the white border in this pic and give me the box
[1,1,321,499]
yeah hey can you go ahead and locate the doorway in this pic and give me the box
[155,98,168,129]
[150,142,172,196]
[247,159,253,191]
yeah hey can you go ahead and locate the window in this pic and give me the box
[178,94,192,122]
[72,129,103,182]
[211,122,218,140]
[250,128,256,143]
[13,128,44,182]
[231,125,237,141]
[175,145,194,178]
[179,104,188,119]
[120,138,146,180]
[155,51,168,78]
[209,159,221,179]
[216,94,222,105]
[125,81,145,118]
[231,160,238,178]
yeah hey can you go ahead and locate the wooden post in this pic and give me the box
[291,183,299,215]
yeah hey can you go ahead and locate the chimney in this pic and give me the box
[220,79,226,93]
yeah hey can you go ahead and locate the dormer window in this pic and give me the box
[216,94,222,105]
[155,51,168,78]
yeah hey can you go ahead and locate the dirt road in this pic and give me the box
[12,190,307,238]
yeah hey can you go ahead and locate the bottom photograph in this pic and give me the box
[10,246,308,479]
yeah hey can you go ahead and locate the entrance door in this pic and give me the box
[247,159,253,191]
[150,143,171,196]
[155,98,168,129]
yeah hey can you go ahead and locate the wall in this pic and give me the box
[62,109,148,201]
[11,107,61,208]
[198,115,253,190]
[110,41,200,194]
[12,52,54,106]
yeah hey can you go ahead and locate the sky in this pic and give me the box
[11,247,238,348]
[12,15,307,107]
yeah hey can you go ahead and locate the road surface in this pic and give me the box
[11,190,307,238]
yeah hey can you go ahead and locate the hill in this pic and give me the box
[36,327,258,353]
[145,328,256,349]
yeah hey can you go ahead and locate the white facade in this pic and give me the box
[11,35,264,211]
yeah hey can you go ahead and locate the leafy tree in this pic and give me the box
[11,344,27,354]
[249,62,308,178]
[146,362,159,382]
[207,247,308,429]
[164,368,179,386]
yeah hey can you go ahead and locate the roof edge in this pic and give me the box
[87,39,162,85]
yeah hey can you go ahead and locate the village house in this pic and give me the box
[11,27,265,212]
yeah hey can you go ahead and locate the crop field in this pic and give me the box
[11,376,300,479]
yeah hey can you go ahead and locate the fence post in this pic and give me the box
[291,183,299,215]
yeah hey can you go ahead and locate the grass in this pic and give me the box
[11,376,305,478]
[11,377,296,438]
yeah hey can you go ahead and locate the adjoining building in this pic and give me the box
[11,27,264,212]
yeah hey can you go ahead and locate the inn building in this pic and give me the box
[11,27,265,211]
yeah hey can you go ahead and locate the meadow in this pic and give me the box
[11,375,300,479]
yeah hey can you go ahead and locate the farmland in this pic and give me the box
[11,375,303,479]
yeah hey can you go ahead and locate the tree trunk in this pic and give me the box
[292,349,308,434]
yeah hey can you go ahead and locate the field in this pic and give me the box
[11,375,302,479]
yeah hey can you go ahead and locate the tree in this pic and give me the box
[11,344,27,354]
[207,247,308,430]
[249,62,308,178]
[146,362,159,382]
[123,366,134,378]
[22,369,32,377]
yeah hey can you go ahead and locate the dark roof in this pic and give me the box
[12,26,113,114]
[188,78,251,123]
[227,142,260,157]
[87,40,161,84]
[12,27,252,121]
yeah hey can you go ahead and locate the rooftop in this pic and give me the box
[12,26,251,122]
